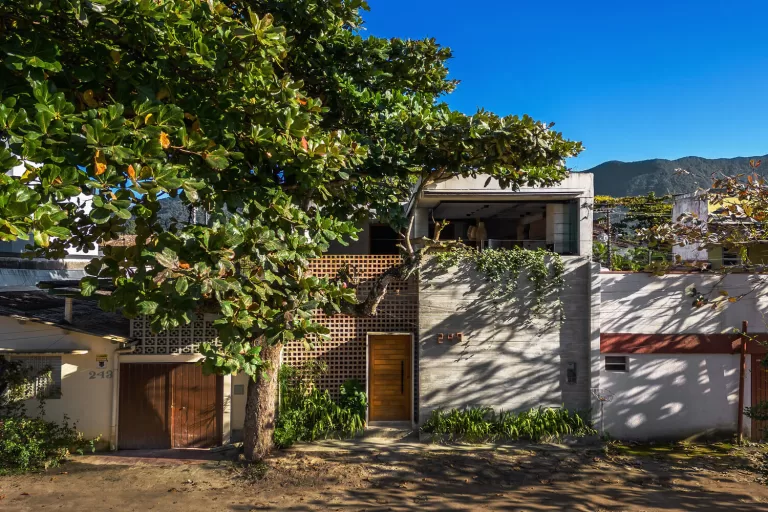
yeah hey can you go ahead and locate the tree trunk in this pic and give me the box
[243,342,282,461]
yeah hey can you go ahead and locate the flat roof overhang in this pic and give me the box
[0,348,89,355]
[419,189,585,208]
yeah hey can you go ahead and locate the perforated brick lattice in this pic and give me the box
[284,255,418,396]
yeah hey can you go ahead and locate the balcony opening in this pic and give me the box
[427,200,579,255]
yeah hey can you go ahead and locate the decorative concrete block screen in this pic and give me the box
[131,315,219,355]
[284,255,418,396]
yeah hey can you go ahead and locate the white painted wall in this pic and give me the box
[598,272,766,440]
[600,354,743,440]
[601,272,768,335]
[0,317,119,447]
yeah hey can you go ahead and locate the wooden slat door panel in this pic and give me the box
[752,355,768,441]
[119,363,222,449]
[369,335,411,421]
[172,364,223,448]
[118,363,175,449]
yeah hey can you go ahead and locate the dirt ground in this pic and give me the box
[1,444,767,511]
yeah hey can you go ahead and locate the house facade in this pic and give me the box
[2,171,766,449]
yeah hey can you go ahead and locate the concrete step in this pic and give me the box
[362,422,417,440]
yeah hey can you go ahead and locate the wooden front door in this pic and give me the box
[119,363,223,449]
[369,334,412,422]
[752,355,768,441]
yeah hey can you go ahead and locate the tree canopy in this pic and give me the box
[0,0,582,458]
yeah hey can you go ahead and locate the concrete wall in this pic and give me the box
[418,256,593,421]
[231,372,249,439]
[0,268,86,289]
[416,173,594,257]
[424,171,593,194]
[599,354,743,440]
[598,271,767,440]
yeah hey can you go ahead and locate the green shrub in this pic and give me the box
[274,364,367,448]
[339,379,367,418]
[0,415,95,474]
[0,357,97,474]
[421,406,596,443]
[745,400,768,422]
[745,400,768,439]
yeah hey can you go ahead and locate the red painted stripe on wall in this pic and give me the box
[601,333,768,354]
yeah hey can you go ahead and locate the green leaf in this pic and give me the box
[155,248,179,269]
[204,148,229,170]
[114,208,133,220]
[46,226,71,238]
[137,301,159,315]
[32,230,49,247]
[211,278,229,292]
[80,276,99,296]
[89,208,111,224]
[175,277,189,294]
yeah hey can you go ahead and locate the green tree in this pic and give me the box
[0,0,582,459]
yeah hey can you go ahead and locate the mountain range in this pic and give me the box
[585,154,768,197]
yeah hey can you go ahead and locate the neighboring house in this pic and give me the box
[0,290,129,448]
[3,172,766,448]
[672,191,768,268]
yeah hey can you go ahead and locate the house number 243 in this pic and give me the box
[89,370,113,379]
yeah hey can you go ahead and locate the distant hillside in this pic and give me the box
[586,154,768,197]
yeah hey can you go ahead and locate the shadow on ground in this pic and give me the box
[1,444,766,511]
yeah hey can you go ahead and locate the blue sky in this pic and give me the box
[363,0,768,170]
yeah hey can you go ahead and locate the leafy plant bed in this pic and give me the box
[418,431,600,446]
[274,363,367,448]
[419,406,596,444]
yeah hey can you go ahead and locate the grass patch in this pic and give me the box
[606,441,744,461]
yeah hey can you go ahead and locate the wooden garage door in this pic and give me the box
[119,363,223,449]
[172,363,224,448]
[752,355,768,441]
[369,335,411,422]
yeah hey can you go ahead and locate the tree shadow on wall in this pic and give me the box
[417,257,592,417]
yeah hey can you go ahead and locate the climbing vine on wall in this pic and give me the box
[434,246,566,318]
